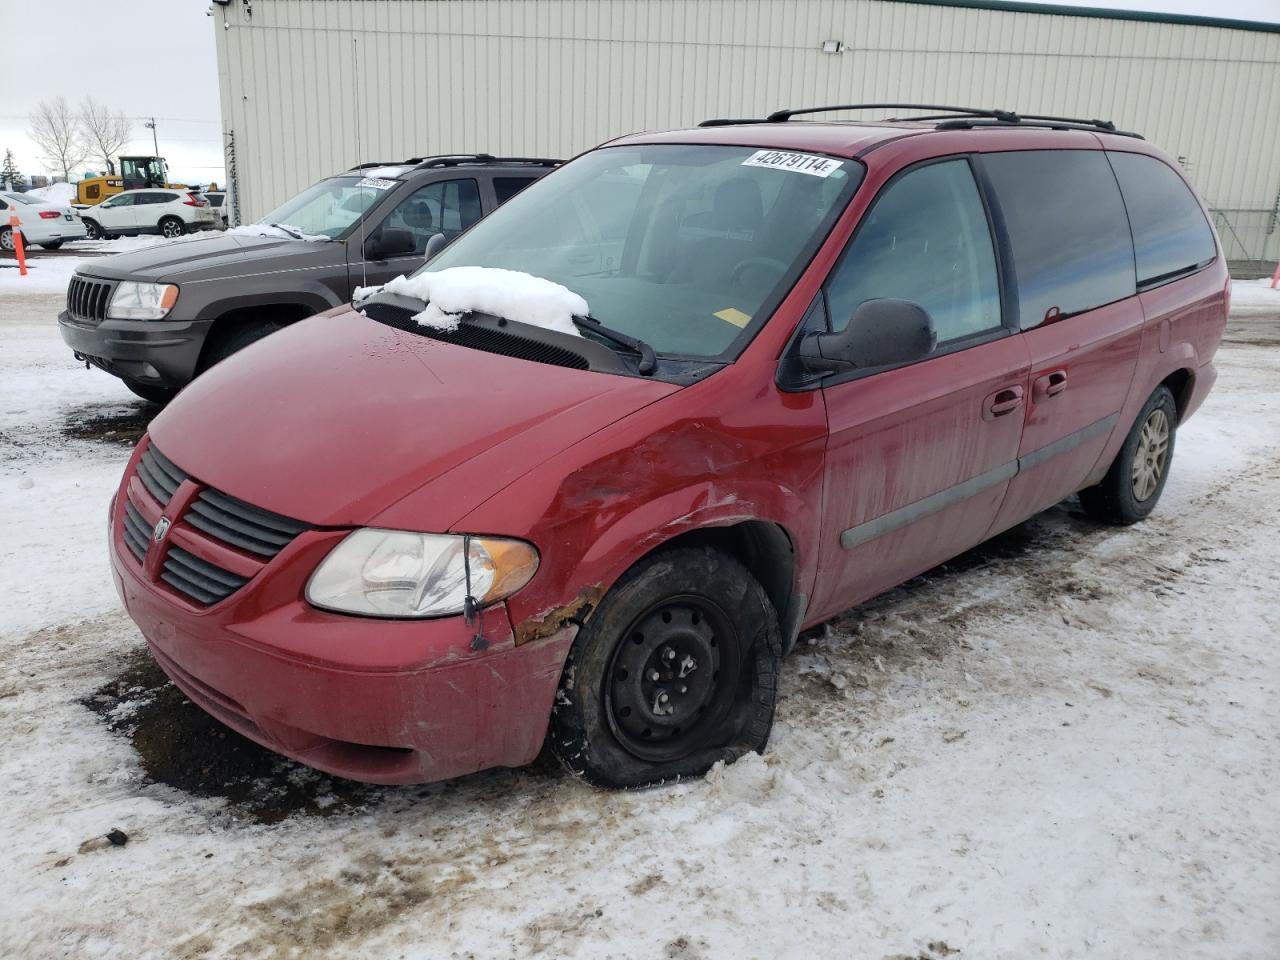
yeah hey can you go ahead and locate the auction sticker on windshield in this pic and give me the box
[741,150,841,178]
[356,177,397,190]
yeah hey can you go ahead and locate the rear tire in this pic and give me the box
[124,380,179,405]
[83,219,103,241]
[550,546,781,789]
[1079,385,1177,525]
[159,217,185,239]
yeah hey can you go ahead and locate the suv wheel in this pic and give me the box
[83,219,103,241]
[159,216,185,239]
[123,379,179,405]
[550,546,781,788]
[1080,384,1177,525]
[39,240,64,250]
[201,321,281,371]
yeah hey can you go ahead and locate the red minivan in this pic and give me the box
[109,106,1226,788]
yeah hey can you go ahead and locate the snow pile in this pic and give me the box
[361,266,587,337]
[27,182,76,206]
[226,223,330,242]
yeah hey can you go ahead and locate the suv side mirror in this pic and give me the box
[422,231,449,262]
[365,228,416,261]
[799,299,937,375]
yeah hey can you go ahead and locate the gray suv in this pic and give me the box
[57,154,557,402]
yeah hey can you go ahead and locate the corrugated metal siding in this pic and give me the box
[214,0,1280,229]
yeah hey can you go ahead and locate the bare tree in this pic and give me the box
[79,97,133,174]
[27,97,89,182]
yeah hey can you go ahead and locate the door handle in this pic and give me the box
[983,385,1025,420]
[1034,369,1068,400]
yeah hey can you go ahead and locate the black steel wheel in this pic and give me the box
[551,545,780,788]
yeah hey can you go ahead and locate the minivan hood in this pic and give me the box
[80,232,341,283]
[147,309,676,528]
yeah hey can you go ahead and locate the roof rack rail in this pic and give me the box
[411,154,561,169]
[347,161,408,170]
[698,103,1139,138]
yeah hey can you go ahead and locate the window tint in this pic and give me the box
[1108,152,1216,286]
[104,193,135,207]
[383,179,481,253]
[494,177,537,205]
[207,194,225,208]
[826,159,1002,346]
[983,150,1135,327]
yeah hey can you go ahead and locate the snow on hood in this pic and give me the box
[357,266,588,338]
[226,222,331,242]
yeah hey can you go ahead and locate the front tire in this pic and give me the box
[159,216,185,239]
[1080,384,1177,525]
[123,380,179,405]
[39,240,64,250]
[200,321,281,372]
[0,226,15,252]
[550,546,781,788]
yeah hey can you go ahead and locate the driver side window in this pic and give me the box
[382,179,481,254]
[826,159,1001,346]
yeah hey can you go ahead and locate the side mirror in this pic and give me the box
[365,228,416,261]
[422,231,449,262]
[799,299,937,375]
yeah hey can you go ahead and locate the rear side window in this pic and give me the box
[983,150,1135,328]
[826,158,1002,345]
[494,177,537,205]
[1108,152,1216,287]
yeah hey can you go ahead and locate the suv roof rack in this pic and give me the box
[698,104,1142,139]
[410,154,561,170]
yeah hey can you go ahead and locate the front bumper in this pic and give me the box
[109,449,574,785]
[58,311,211,387]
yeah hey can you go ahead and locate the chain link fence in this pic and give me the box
[1210,207,1278,276]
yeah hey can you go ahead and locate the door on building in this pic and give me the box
[810,157,1031,619]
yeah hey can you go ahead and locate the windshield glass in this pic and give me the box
[3,193,37,205]
[258,176,391,239]
[419,144,862,359]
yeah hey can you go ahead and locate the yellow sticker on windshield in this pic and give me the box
[715,308,752,328]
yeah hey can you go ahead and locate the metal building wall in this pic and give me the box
[213,0,1280,259]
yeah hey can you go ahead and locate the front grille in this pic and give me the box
[122,501,150,562]
[122,440,311,607]
[186,488,310,558]
[161,546,249,606]
[67,275,115,325]
[137,444,188,505]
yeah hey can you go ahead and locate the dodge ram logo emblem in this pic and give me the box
[152,517,171,543]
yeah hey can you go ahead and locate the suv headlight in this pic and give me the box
[305,529,539,619]
[107,281,179,320]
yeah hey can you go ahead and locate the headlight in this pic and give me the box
[107,281,179,320]
[305,529,539,619]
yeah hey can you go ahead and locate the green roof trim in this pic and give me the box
[881,0,1280,34]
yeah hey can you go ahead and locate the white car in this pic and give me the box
[80,188,220,241]
[0,191,88,250]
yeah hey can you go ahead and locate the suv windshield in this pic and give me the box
[257,176,393,239]
[419,144,862,359]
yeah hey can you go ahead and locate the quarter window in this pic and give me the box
[826,159,1002,346]
[1108,152,1216,287]
[983,150,1135,328]
[494,177,537,205]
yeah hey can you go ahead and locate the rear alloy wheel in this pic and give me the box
[83,219,103,241]
[1080,384,1177,525]
[159,216,185,239]
[551,546,780,788]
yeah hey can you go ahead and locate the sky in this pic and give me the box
[0,0,1275,185]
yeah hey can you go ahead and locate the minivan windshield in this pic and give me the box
[419,144,862,359]
[257,176,389,239]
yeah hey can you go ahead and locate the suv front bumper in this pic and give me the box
[58,311,212,387]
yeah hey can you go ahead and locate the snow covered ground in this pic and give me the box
[0,287,1277,959]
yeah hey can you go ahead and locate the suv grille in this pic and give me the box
[67,276,115,325]
[121,441,311,607]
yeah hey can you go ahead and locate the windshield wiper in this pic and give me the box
[266,222,305,240]
[572,315,657,375]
